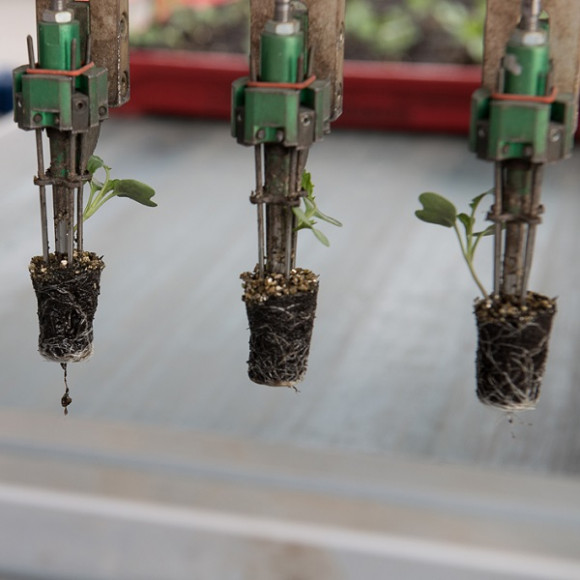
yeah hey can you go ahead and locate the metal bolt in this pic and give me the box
[301,115,311,126]
[550,128,561,142]
[33,113,42,124]
[502,144,510,155]
[256,129,265,140]
[275,129,285,142]
[120,12,128,38]
[99,106,107,116]
[120,70,129,97]
[524,145,533,157]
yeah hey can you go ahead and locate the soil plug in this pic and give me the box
[241,267,319,387]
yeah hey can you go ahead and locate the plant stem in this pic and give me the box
[453,223,489,300]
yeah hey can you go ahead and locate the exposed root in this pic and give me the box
[474,292,556,411]
[243,271,318,387]
[29,252,104,363]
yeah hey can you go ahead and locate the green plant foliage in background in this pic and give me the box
[131,2,250,53]
[345,0,485,63]
[130,0,485,64]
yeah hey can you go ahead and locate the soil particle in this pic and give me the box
[241,266,319,303]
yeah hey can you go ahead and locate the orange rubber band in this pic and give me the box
[26,62,95,77]
[491,86,558,104]
[246,74,317,90]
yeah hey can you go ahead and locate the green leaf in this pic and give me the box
[301,171,314,195]
[415,192,457,227]
[113,179,157,207]
[313,208,343,227]
[303,196,317,217]
[457,212,473,233]
[87,155,108,174]
[469,191,491,213]
[312,228,330,246]
[292,206,314,229]
[474,224,495,237]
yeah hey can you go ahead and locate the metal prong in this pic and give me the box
[77,186,84,254]
[71,38,77,70]
[36,129,49,261]
[493,162,503,296]
[67,135,76,262]
[255,145,265,277]
[26,35,36,68]
[285,207,293,278]
[85,35,92,64]
[520,164,543,300]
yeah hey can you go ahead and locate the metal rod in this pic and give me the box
[285,207,293,278]
[77,185,83,254]
[67,135,76,262]
[274,0,291,23]
[493,162,503,296]
[521,0,542,32]
[26,35,35,68]
[255,145,264,277]
[520,164,543,300]
[285,147,298,276]
[71,37,77,71]
[35,130,50,261]
[501,161,530,297]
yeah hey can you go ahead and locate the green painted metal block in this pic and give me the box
[79,66,109,126]
[302,79,331,140]
[17,74,74,130]
[244,88,301,144]
[469,87,491,153]
[488,99,551,161]
[38,20,81,71]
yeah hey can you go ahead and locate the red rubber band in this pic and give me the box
[26,62,95,77]
[491,86,558,104]
[246,75,317,90]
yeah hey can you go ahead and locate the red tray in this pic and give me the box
[120,49,483,134]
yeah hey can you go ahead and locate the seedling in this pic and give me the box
[83,155,157,222]
[241,172,340,388]
[292,171,342,247]
[415,190,556,411]
[415,191,493,299]
[29,155,157,415]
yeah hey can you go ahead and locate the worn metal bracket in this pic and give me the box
[250,0,345,121]
[36,0,130,107]
[482,0,580,105]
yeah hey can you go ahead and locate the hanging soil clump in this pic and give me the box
[474,292,556,410]
[241,267,319,388]
[29,251,105,363]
